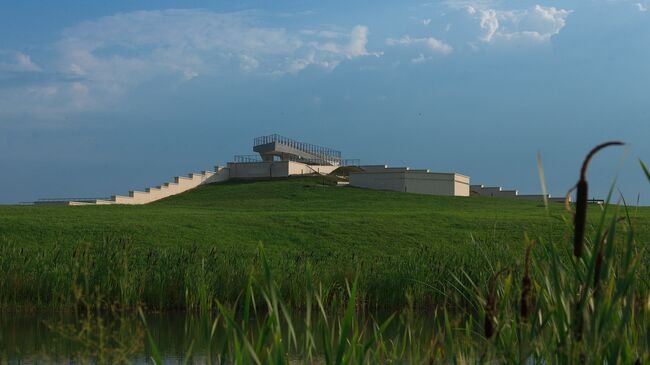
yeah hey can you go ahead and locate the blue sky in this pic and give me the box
[0,0,648,204]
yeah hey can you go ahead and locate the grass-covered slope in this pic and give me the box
[1,177,648,309]
[0,178,584,250]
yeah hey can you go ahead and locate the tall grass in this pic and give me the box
[1,146,648,364]
[0,233,535,311]
[139,197,647,363]
[144,148,647,363]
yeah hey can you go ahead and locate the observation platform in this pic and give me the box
[253,134,342,166]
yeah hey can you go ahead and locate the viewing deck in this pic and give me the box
[253,134,342,166]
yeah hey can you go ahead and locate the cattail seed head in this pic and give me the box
[484,312,495,339]
[573,141,624,258]
[574,179,588,257]
[573,299,584,342]
[519,243,534,321]
[484,268,508,339]
[485,287,496,338]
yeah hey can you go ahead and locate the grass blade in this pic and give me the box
[640,159,650,183]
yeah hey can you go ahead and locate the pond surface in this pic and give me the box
[1,310,444,364]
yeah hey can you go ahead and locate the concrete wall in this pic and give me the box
[454,174,471,197]
[516,194,551,201]
[404,172,454,195]
[471,183,569,202]
[287,162,337,176]
[349,172,406,192]
[204,166,230,184]
[470,185,518,197]
[359,165,389,172]
[228,161,284,179]
[349,168,470,197]
[228,161,336,179]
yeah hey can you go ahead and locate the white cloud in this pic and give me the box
[56,10,377,79]
[0,51,41,72]
[477,8,499,41]
[444,0,496,10]
[0,9,379,119]
[300,29,344,38]
[469,5,572,43]
[411,53,432,63]
[344,25,380,58]
[422,18,432,25]
[386,35,453,55]
[637,2,648,11]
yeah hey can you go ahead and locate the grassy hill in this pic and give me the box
[1,177,648,310]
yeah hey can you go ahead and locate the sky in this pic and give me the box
[0,0,648,204]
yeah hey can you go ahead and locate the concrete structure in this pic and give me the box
[470,185,518,198]
[34,134,347,205]
[227,160,337,180]
[349,165,470,197]
[470,184,569,203]
[253,134,342,166]
[34,134,475,205]
[35,166,230,206]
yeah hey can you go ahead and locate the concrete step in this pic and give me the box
[57,165,231,206]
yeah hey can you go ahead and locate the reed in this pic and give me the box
[1,144,649,364]
[572,141,624,257]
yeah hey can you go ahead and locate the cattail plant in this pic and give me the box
[593,217,625,295]
[519,242,534,321]
[484,268,509,339]
[593,232,607,295]
[573,141,624,257]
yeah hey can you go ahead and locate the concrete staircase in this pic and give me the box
[36,166,230,206]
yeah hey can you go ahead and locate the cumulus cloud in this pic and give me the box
[0,9,379,119]
[0,51,41,72]
[637,2,648,11]
[386,35,453,55]
[468,4,572,43]
[411,53,431,63]
[317,25,381,60]
[385,2,570,62]
[443,0,496,9]
[56,9,374,80]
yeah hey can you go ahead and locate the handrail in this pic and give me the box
[340,159,361,166]
[232,154,357,167]
[36,197,110,202]
[233,155,263,163]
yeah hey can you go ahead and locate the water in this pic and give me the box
[0,310,442,364]
[2,312,199,364]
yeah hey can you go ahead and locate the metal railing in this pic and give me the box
[254,134,342,160]
[232,154,360,167]
[286,157,334,165]
[340,159,361,167]
[232,155,263,163]
[36,197,110,202]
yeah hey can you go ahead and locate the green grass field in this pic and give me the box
[1,177,648,310]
